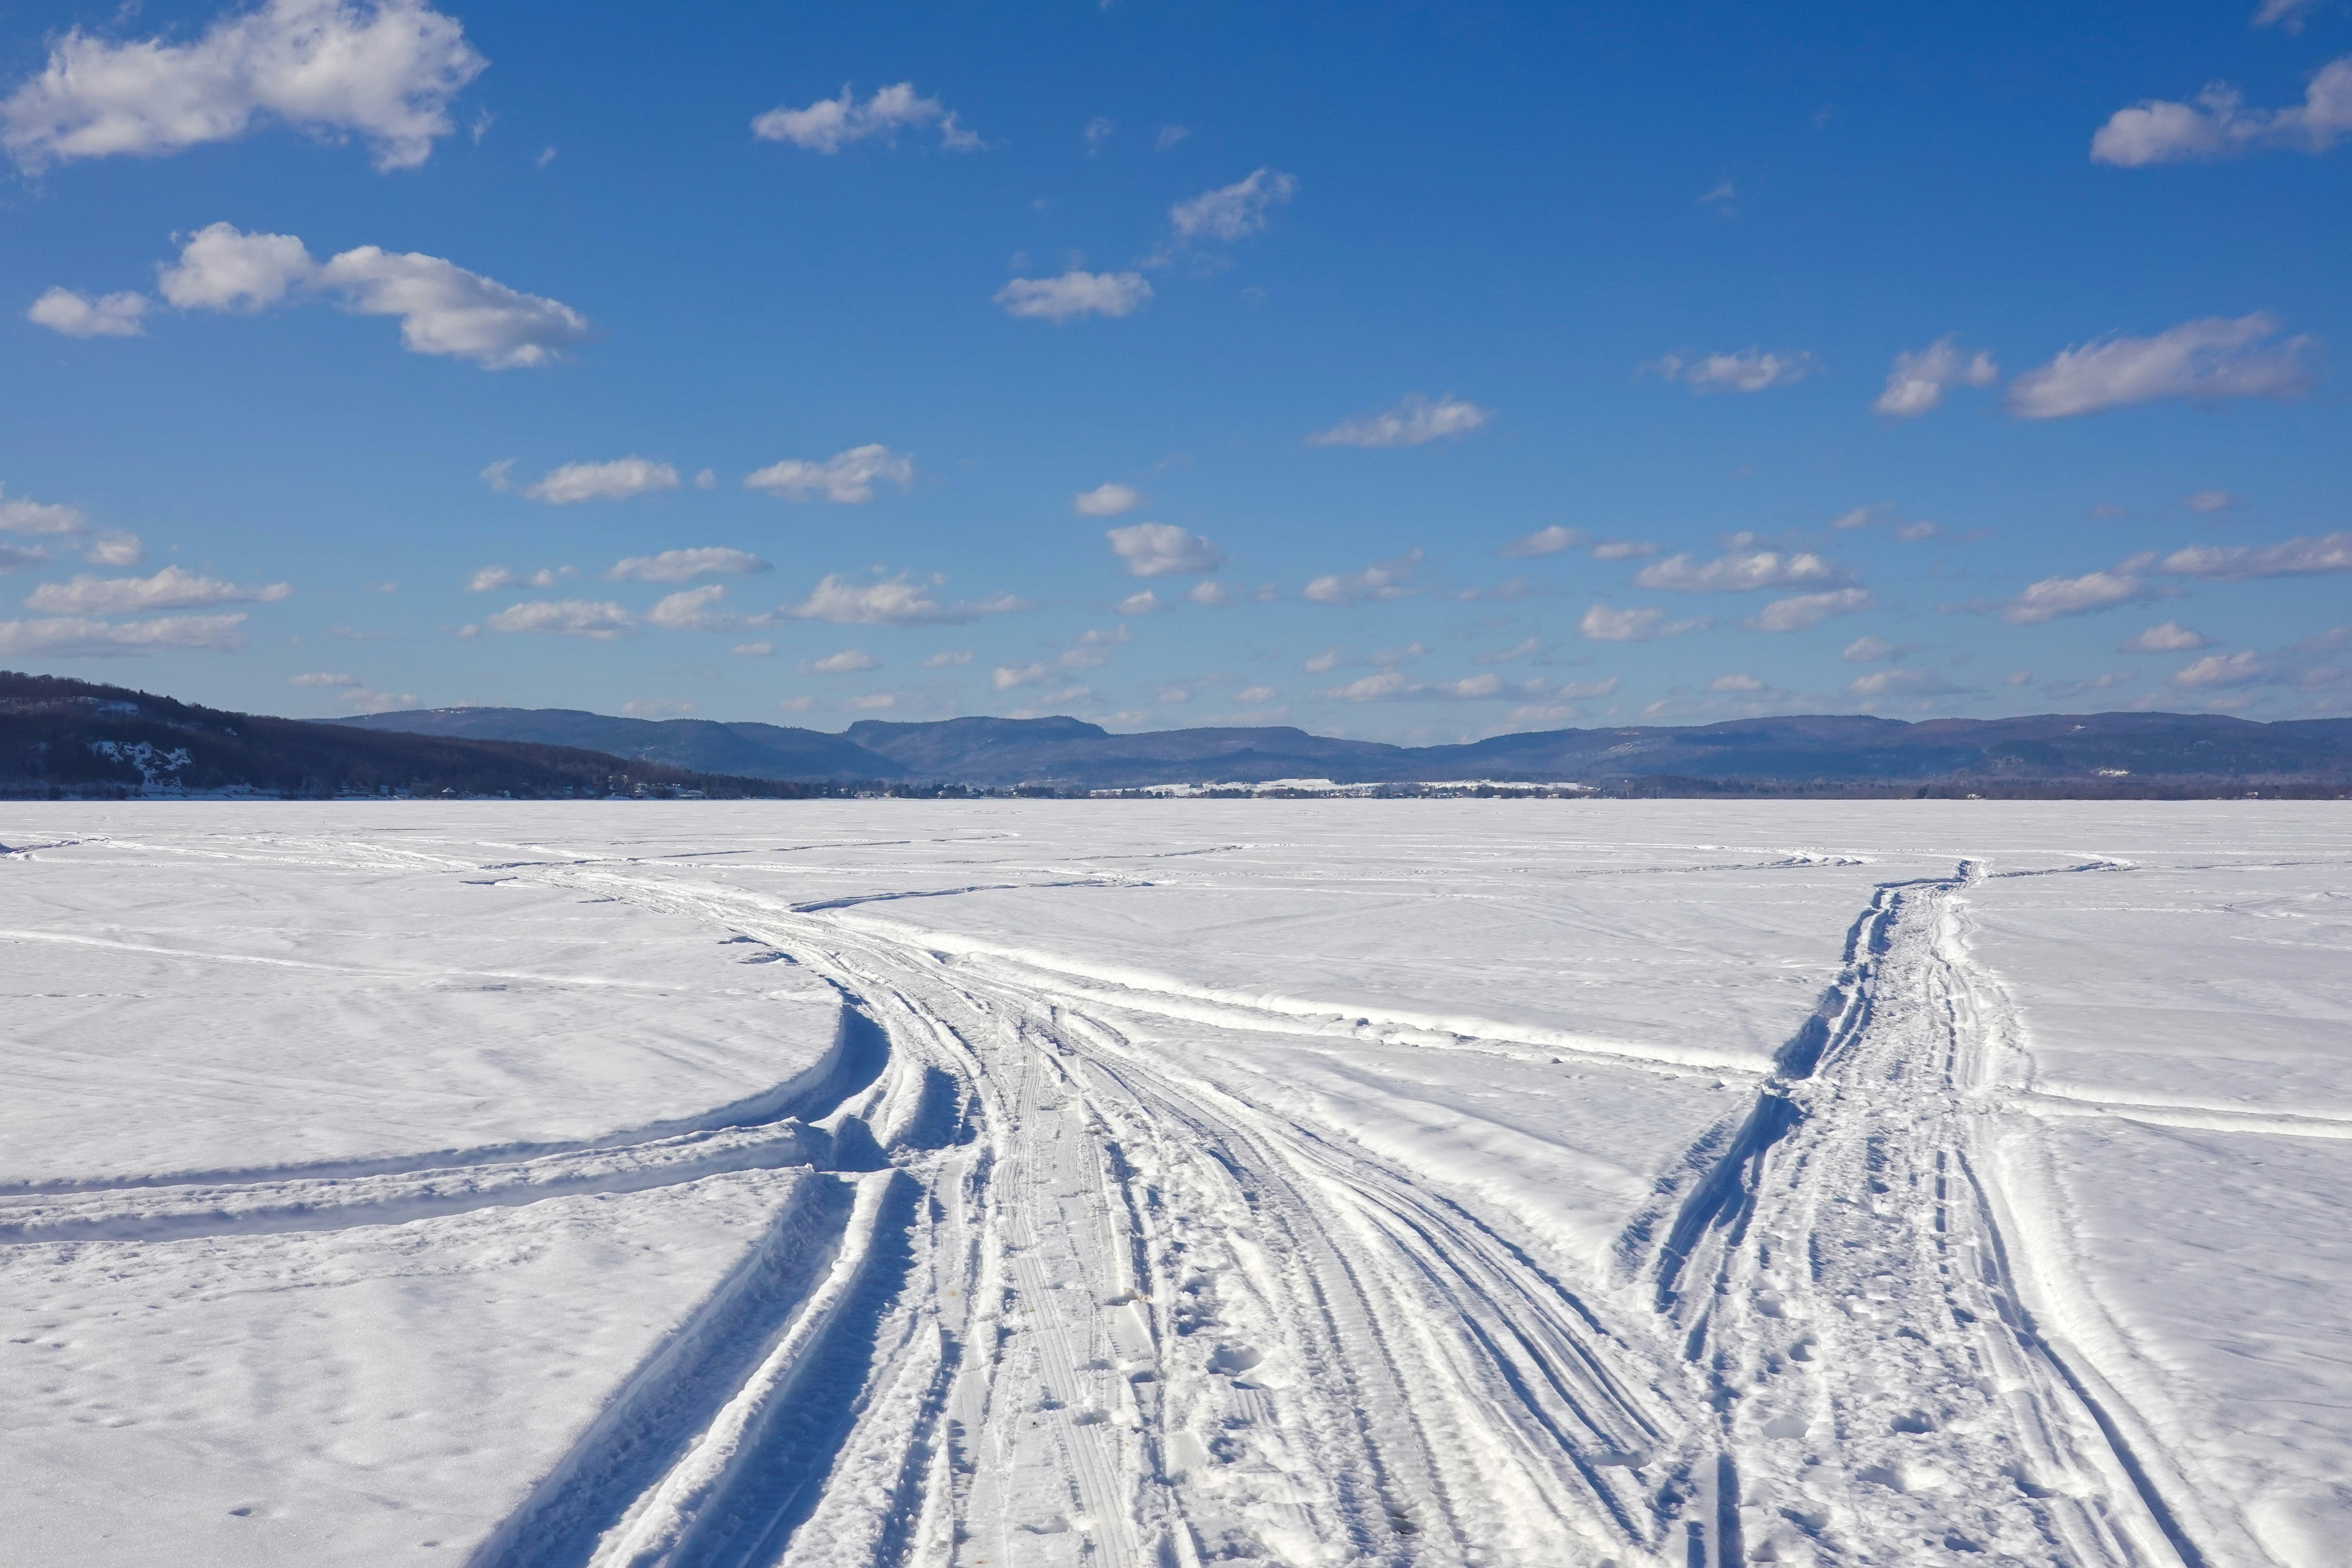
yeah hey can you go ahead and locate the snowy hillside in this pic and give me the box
[0,802,2344,1567]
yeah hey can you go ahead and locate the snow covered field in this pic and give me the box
[0,801,2344,1568]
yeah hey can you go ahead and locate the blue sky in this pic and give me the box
[3,0,2347,739]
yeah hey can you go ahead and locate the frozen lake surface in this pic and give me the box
[0,801,2345,1567]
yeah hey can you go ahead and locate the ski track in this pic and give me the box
[0,840,2240,1567]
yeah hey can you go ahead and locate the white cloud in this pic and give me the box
[1073,482,1141,517]
[2182,489,2241,514]
[1186,579,1230,607]
[784,572,1026,626]
[1710,672,1765,692]
[1167,167,1298,243]
[1303,551,1422,604]
[0,486,86,536]
[1590,539,1658,561]
[0,612,246,655]
[1319,670,1510,702]
[2007,313,2316,418]
[1107,521,1223,577]
[2090,56,2352,165]
[1236,684,1276,702]
[466,564,570,591]
[607,547,770,582]
[484,598,632,638]
[1634,549,1845,592]
[524,458,678,505]
[732,641,773,657]
[1119,590,1162,614]
[2171,649,2267,687]
[316,243,591,367]
[620,699,698,717]
[1874,336,1998,417]
[801,648,880,673]
[1307,393,1491,449]
[289,670,351,685]
[751,82,977,154]
[289,670,413,708]
[1476,637,1541,665]
[26,564,291,614]
[994,270,1151,321]
[2122,620,2212,653]
[2154,531,2352,580]
[1895,521,1939,541]
[1846,668,1966,698]
[776,695,816,712]
[1085,116,1114,154]
[1578,603,1710,641]
[0,0,486,174]
[920,649,972,667]
[479,458,515,491]
[1648,349,1816,393]
[743,444,913,502]
[0,543,46,573]
[27,286,147,337]
[845,692,903,710]
[1742,587,1874,632]
[1498,525,1582,558]
[120,224,590,367]
[645,585,732,630]
[157,222,314,309]
[1156,125,1189,151]
[1995,571,2157,625]
[694,468,715,489]
[85,531,144,567]
[1842,634,1896,663]
[2254,0,2322,28]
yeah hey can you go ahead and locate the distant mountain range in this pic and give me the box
[341,704,2352,792]
[0,673,825,800]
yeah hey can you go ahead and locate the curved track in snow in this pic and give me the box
[0,841,2226,1566]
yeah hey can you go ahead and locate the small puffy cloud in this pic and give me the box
[776,695,816,712]
[1107,521,1223,577]
[694,468,716,489]
[1303,551,1422,604]
[1846,667,1967,698]
[524,458,679,505]
[1167,166,1298,243]
[752,82,977,154]
[2254,0,2323,26]
[1307,394,1491,449]
[1994,570,2157,625]
[1710,672,1765,692]
[845,692,903,710]
[1476,637,1540,665]
[1842,634,1896,663]
[1319,669,1510,702]
[1648,349,1816,393]
[2171,649,2267,687]
[27,286,147,337]
[2122,620,2212,653]
[1498,525,1582,558]
[318,242,590,367]
[1085,116,1114,155]
[801,648,880,674]
[0,0,486,174]
[1119,590,1162,614]
[157,222,314,309]
[2154,531,2352,580]
[125,224,589,367]
[289,670,352,685]
[621,699,698,717]
[0,612,246,655]
[994,270,1151,321]
[1187,579,1230,607]
[289,671,414,709]
[2007,314,2316,419]
[2182,489,2241,514]
[1830,504,1891,530]
[1073,482,1141,517]
[467,564,570,591]
[1236,684,1276,703]
[27,564,291,615]
[480,458,516,491]
[744,444,914,503]
[784,572,1026,626]
[1590,539,1658,561]
[1874,336,1998,417]
[484,598,632,638]
[0,543,47,573]
[0,487,86,536]
[1634,549,1845,593]
[920,649,972,667]
[1895,521,1940,542]
[607,547,770,582]
[2090,56,2352,166]
[1578,604,1709,641]
[732,641,773,657]
[86,532,144,566]
[1743,587,1874,632]
[645,585,732,630]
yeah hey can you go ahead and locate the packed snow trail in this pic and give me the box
[0,828,2239,1566]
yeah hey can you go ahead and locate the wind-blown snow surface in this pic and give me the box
[0,803,2343,1568]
